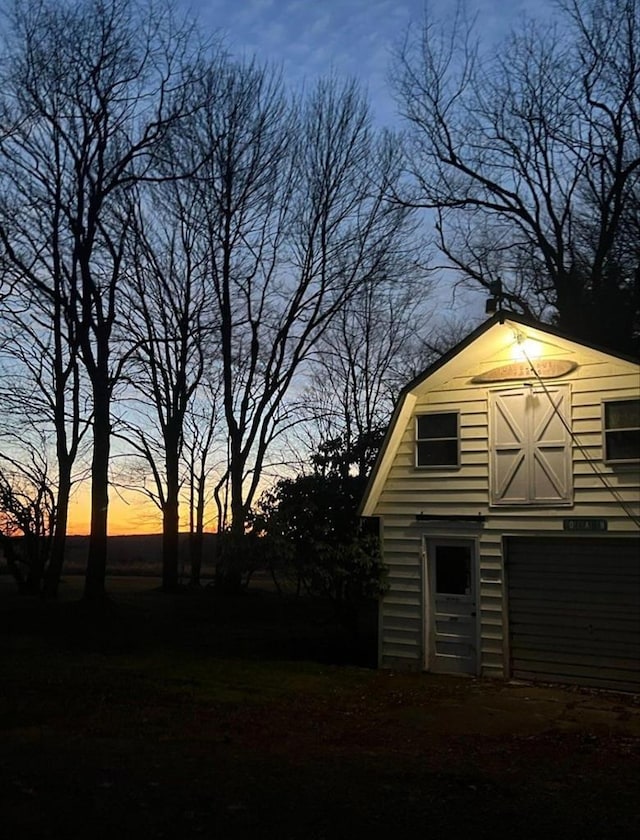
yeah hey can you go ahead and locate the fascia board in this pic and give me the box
[360,392,417,517]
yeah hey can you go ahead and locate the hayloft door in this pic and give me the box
[490,386,572,505]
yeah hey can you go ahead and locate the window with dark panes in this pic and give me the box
[416,411,459,467]
[603,399,640,464]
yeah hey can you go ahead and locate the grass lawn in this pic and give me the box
[1,575,640,839]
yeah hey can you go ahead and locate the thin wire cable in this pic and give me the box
[521,346,640,529]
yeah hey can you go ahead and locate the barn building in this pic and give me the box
[360,312,640,692]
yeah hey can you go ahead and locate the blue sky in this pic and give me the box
[178,0,560,324]
[184,0,558,126]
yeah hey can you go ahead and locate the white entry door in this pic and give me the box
[425,539,478,675]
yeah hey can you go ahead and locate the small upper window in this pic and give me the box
[416,412,459,468]
[603,399,640,464]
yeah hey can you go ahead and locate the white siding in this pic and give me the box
[373,352,640,677]
[378,517,424,667]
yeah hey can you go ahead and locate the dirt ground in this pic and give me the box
[1,575,639,839]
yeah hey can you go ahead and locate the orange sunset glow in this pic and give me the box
[67,488,168,536]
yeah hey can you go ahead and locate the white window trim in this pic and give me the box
[415,410,460,470]
[602,398,640,466]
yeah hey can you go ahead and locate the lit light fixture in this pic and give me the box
[511,332,543,362]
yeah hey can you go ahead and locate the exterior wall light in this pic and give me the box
[512,333,543,362]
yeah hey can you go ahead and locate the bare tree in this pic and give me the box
[392,0,640,352]
[187,66,417,590]
[182,380,222,587]
[186,58,295,567]
[0,435,56,593]
[120,180,209,591]
[306,270,430,480]
[0,0,207,600]
[0,287,88,596]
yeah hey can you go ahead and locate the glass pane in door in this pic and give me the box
[435,545,471,595]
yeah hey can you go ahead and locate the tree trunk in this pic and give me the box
[231,462,245,540]
[213,431,246,593]
[84,378,110,602]
[43,459,72,598]
[161,505,179,590]
[216,454,245,593]
[189,469,206,587]
[161,431,180,591]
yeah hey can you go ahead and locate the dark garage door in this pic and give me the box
[507,537,640,692]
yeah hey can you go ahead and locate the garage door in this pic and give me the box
[507,537,640,692]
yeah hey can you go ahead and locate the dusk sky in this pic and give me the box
[76,0,561,535]
[183,0,558,127]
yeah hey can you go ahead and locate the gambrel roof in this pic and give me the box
[360,311,640,517]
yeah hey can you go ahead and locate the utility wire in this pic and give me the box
[521,345,640,529]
